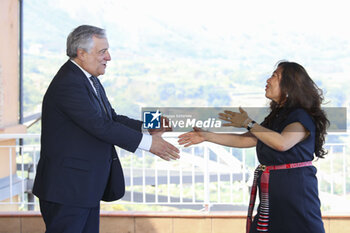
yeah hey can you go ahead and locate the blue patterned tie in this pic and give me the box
[89,76,107,114]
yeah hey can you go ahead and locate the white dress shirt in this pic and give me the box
[70,59,152,151]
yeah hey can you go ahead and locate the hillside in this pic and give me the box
[23,0,350,130]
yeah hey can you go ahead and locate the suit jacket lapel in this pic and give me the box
[97,79,113,119]
[66,60,97,97]
[66,60,112,119]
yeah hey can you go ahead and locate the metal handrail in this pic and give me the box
[0,133,349,213]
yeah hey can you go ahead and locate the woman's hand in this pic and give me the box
[218,107,251,128]
[178,127,206,147]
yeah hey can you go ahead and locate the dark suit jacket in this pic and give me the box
[32,60,143,207]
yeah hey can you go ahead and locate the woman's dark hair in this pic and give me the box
[263,61,330,158]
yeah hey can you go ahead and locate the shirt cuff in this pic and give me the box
[138,133,152,151]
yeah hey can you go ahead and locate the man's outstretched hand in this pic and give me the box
[150,134,180,161]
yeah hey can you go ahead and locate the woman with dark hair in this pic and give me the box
[178,61,329,233]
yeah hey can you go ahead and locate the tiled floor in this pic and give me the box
[0,212,349,233]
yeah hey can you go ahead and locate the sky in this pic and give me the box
[24,0,350,108]
[54,0,350,36]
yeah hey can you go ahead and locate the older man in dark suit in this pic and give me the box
[32,25,179,233]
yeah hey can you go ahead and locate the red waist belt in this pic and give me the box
[246,161,313,233]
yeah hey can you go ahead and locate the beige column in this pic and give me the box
[0,0,27,211]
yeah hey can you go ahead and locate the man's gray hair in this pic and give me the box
[66,25,106,58]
